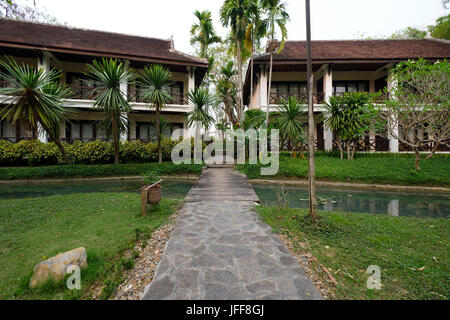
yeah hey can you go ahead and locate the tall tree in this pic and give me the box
[0,56,72,164]
[244,0,267,109]
[305,0,317,222]
[220,0,255,125]
[86,58,134,165]
[190,10,222,60]
[139,64,174,163]
[260,0,289,126]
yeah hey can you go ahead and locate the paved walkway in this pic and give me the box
[141,167,322,300]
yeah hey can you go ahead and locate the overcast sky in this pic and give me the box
[25,0,449,55]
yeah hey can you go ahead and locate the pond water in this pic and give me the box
[0,178,194,200]
[252,183,449,219]
[0,178,448,218]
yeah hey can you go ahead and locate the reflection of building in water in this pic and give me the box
[324,201,333,212]
[369,201,376,214]
[388,199,399,216]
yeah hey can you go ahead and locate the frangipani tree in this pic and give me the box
[370,59,450,170]
[0,56,72,164]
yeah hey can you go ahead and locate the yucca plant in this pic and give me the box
[243,108,266,130]
[139,65,174,163]
[275,96,307,156]
[186,87,215,139]
[86,58,134,165]
[0,56,72,164]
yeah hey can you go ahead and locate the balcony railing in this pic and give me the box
[269,92,325,105]
[68,85,97,100]
[128,89,188,105]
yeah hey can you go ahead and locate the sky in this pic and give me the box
[21,0,449,56]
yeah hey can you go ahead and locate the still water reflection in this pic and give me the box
[252,183,449,218]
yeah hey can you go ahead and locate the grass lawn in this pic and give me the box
[0,193,181,299]
[238,154,450,187]
[255,205,449,300]
[0,162,203,180]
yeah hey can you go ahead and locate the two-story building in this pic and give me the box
[243,39,450,152]
[0,19,208,143]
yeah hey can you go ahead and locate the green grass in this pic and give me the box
[0,162,203,180]
[238,154,450,187]
[254,205,449,300]
[0,193,181,299]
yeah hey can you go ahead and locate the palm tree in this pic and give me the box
[323,95,346,159]
[186,87,215,139]
[220,0,255,123]
[139,64,174,163]
[275,96,307,155]
[0,56,72,164]
[243,108,266,130]
[86,58,134,165]
[216,61,238,126]
[190,10,222,60]
[244,0,267,108]
[260,0,290,125]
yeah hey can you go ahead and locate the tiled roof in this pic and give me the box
[0,19,208,67]
[256,39,450,62]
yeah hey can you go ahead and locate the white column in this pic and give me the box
[120,75,129,141]
[187,66,196,105]
[37,52,51,143]
[388,115,399,152]
[387,69,399,152]
[259,65,268,109]
[323,64,333,151]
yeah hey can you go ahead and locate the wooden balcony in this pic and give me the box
[269,92,325,105]
[128,88,188,105]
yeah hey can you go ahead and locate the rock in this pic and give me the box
[29,247,87,288]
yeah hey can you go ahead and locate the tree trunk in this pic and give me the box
[414,149,421,171]
[337,141,344,159]
[351,143,356,160]
[425,142,440,160]
[250,44,254,108]
[112,113,119,165]
[266,52,273,127]
[346,142,351,160]
[236,40,243,125]
[156,104,162,163]
[39,120,71,165]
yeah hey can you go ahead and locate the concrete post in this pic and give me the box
[323,64,333,151]
[120,66,129,142]
[259,65,268,109]
[387,70,399,152]
[37,51,51,143]
[187,66,196,106]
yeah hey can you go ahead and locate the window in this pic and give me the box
[270,82,307,103]
[333,81,369,95]
[66,121,105,142]
[67,73,96,99]
[0,120,19,142]
[136,122,183,141]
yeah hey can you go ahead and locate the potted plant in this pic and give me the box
[141,171,163,214]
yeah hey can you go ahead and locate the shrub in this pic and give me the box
[0,138,202,167]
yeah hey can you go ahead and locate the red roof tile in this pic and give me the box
[0,19,208,67]
[257,39,450,62]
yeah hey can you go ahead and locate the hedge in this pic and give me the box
[0,139,203,167]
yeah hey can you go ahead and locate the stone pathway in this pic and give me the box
[141,167,322,300]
